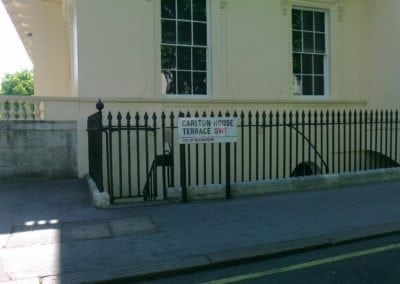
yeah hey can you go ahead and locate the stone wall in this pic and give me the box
[0,121,77,180]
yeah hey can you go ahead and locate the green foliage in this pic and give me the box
[0,70,34,96]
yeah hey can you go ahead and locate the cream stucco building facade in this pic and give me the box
[2,0,400,177]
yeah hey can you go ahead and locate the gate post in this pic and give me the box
[87,99,104,192]
[226,142,231,199]
[179,112,188,202]
[225,111,231,199]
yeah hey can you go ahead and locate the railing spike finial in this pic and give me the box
[96,99,104,112]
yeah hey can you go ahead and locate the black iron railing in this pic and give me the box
[87,101,400,203]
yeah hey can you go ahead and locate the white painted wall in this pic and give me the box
[74,0,374,106]
[32,0,70,97]
[365,0,400,109]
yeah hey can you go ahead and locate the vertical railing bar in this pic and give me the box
[348,111,352,172]
[161,112,167,198]
[359,111,362,171]
[395,111,399,164]
[211,111,215,183]
[326,111,330,174]
[385,110,389,168]
[255,111,260,181]
[107,112,114,202]
[276,111,280,179]
[370,111,373,169]
[248,111,253,181]
[283,111,287,178]
[195,111,200,185]
[353,111,357,172]
[225,110,231,199]
[105,130,111,197]
[308,111,312,173]
[234,111,238,183]
[186,111,192,187]
[301,111,305,176]
[337,111,341,174]
[390,110,393,166]
[343,111,347,173]
[313,111,317,174]
[331,111,335,174]
[380,111,384,168]
[152,112,158,198]
[289,111,293,177]
[117,112,123,197]
[218,111,223,184]
[202,111,207,185]
[295,111,299,176]
[170,112,175,187]
[269,111,273,179]
[364,111,368,171]
[320,111,324,175]
[241,111,245,182]
[262,111,266,180]
[135,112,141,196]
[375,110,378,169]
[179,111,187,202]
[126,112,132,197]
[144,112,150,199]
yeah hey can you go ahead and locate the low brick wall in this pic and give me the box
[0,121,77,181]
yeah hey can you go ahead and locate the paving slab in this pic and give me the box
[62,221,112,242]
[109,216,159,237]
[6,224,61,248]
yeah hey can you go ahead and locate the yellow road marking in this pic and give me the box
[204,242,400,284]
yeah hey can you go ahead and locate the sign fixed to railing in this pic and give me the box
[178,117,238,144]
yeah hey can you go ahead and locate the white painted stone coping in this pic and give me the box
[167,168,400,202]
[84,175,110,208]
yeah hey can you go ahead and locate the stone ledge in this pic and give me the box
[167,168,400,201]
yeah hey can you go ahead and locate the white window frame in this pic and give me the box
[292,6,329,97]
[160,0,211,98]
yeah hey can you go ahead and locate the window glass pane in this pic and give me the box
[162,20,176,44]
[178,71,192,94]
[315,33,325,53]
[292,9,302,30]
[161,0,176,19]
[193,72,207,94]
[178,0,191,20]
[302,54,312,74]
[161,45,176,69]
[292,31,302,52]
[315,12,325,32]
[313,55,324,75]
[193,23,207,46]
[161,70,177,94]
[193,47,207,70]
[314,76,324,95]
[293,53,301,74]
[193,0,206,22]
[293,75,302,95]
[303,10,313,30]
[177,47,191,70]
[178,21,191,44]
[303,32,314,52]
[302,75,313,95]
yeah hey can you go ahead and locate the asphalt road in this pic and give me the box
[134,233,400,284]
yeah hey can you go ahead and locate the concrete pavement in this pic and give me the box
[1,177,400,283]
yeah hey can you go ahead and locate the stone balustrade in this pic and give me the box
[0,96,45,120]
